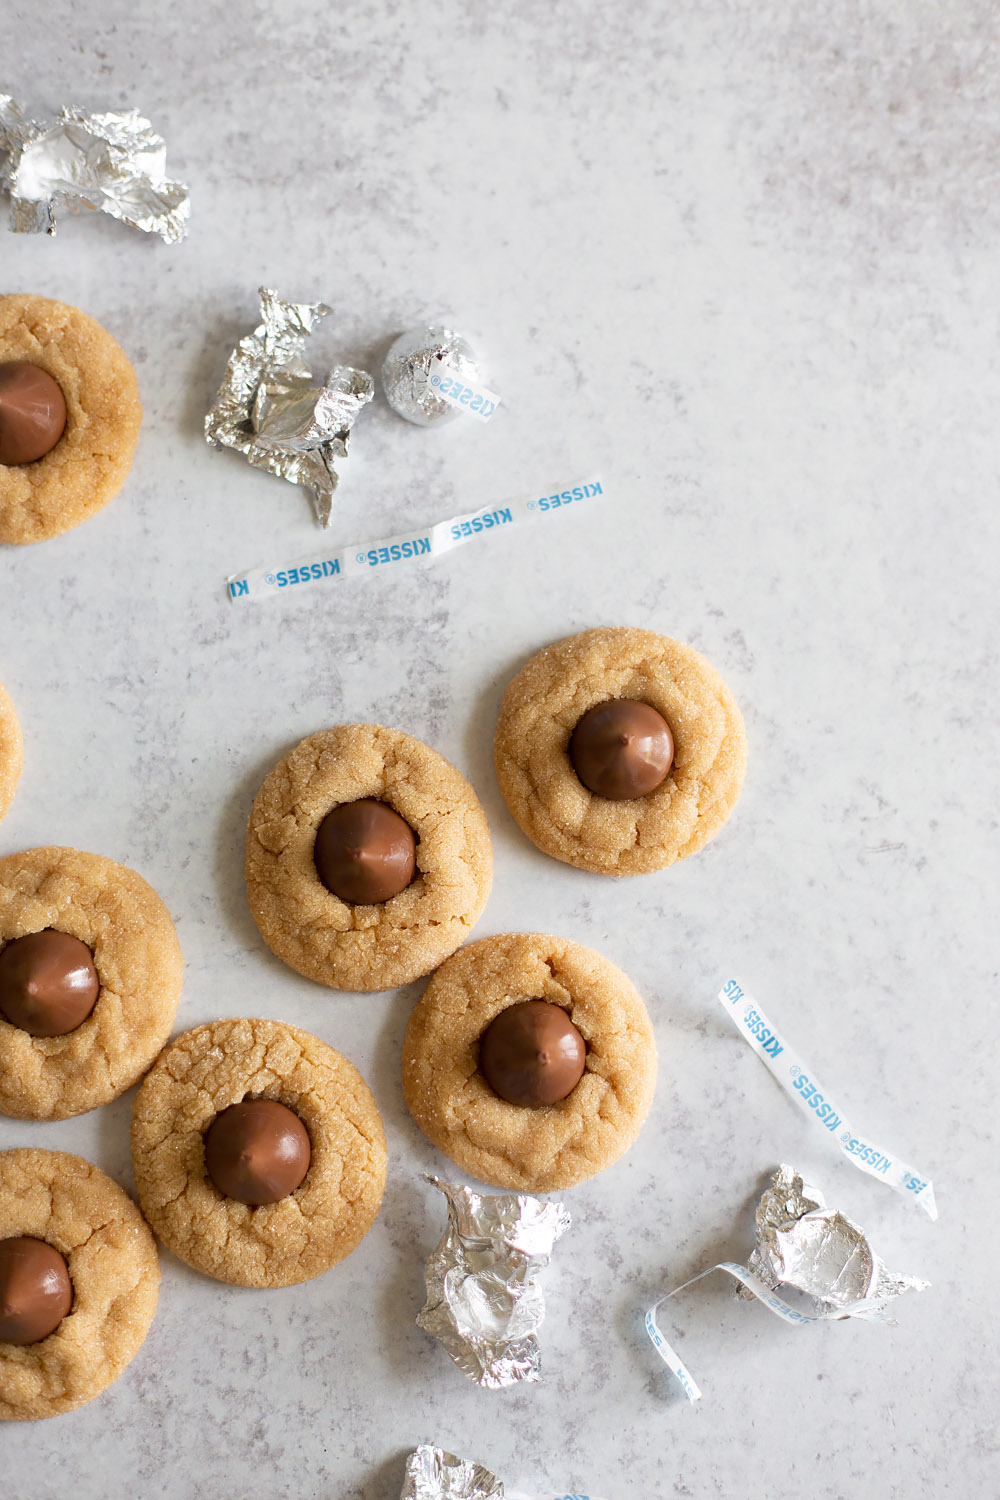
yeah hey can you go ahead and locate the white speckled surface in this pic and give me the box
[2,3,998,1496]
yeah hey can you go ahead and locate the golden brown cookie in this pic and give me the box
[131,1017,388,1288]
[0,847,184,1120]
[494,626,747,876]
[401,932,657,1192]
[245,724,493,992]
[0,1148,160,1421]
[0,684,22,822]
[0,293,142,545]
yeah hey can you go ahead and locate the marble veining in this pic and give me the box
[1,2,997,1496]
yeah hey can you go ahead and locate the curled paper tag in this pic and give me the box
[226,475,606,602]
[718,980,937,1218]
[646,1261,839,1404]
[645,1164,929,1403]
[381,324,496,426]
[508,1493,613,1500]
[427,369,501,422]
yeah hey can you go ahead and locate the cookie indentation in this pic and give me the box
[131,1018,387,1288]
[246,724,493,992]
[402,932,657,1193]
[0,847,183,1120]
[494,626,746,876]
[0,1149,160,1421]
[0,294,142,545]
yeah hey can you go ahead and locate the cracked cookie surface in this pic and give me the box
[0,1148,160,1421]
[131,1018,388,1288]
[0,847,184,1120]
[245,723,493,992]
[0,685,22,822]
[401,932,657,1192]
[494,626,747,876]
[0,294,142,545]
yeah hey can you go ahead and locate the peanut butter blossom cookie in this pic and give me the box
[0,847,183,1120]
[0,684,22,822]
[131,1018,388,1288]
[245,723,493,992]
[0,293,142,545]
[0,1148,160,1421]
[401,932,657,1193]
[494,626,747,876]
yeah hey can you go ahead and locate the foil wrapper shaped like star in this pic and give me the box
[204,288,374,527]
[417,1176,570,1389]
[381,324,482,426]
[400,1446,504,1500]
[739,1164,929,1320]
[0,95,189,241]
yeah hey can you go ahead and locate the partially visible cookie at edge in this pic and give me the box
[0,684,22,822]
[131,1017,388,1288]
[245,723,493,992]
[0,293,142,545]
[0,1148,160,1421]
[494,626,747,876]
[0,846,183,1119]
[401,931,658,1193]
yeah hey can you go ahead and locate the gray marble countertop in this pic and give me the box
[2,4,997,1497]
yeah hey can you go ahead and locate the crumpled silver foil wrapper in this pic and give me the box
[0,95,189,241]
[417,1176,571,1389]
[204,287,374,526]
[740,1165,929,1319]
[381,324,481,426]
[400,1446,504,1500]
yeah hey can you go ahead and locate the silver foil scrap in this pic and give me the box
[418,1176,571,1389]
[0,95,189,241]
[381,324,481,426]
[400,1446,504,1500]
[204,288,374,527]
[740,1165,929,1320]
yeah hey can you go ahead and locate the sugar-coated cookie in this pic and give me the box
[245,724,493,992]
[0,294,141,545]
[0,1149,160,1421]
[402,932,657,1193]
[494,626,746,876]
[0,847,183,1119]
[131,1018,387,1288]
